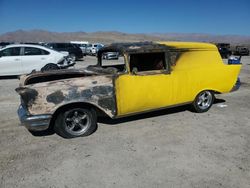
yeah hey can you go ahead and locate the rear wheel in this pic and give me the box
[192,90,214,113]
[54,107,97,138]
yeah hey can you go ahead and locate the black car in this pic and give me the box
[218,47,232,58]
[46,43,83,60]
[234,46,249,56]
[0,42,13,49]
[215,43,232,59]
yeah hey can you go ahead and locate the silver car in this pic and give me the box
[102,52,119,60]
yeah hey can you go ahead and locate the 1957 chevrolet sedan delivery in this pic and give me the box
[16,42,242,138]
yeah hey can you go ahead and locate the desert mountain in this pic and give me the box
[0,30,250,46]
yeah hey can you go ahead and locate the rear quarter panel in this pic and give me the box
[172,50,241,96]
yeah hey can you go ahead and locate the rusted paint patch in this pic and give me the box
[44,84,116,116]
[16,87,38,107]
[80,89,93,100]
[92,86,113,96]
[66,86,81,99]
[46,90,65,104]
[98,97,116,115]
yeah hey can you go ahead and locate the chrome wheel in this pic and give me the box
[54,107,97,138]
[192,90,214,113]
[197,91,213,110]
[64,109,91,136]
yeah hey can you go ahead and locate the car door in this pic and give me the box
[115,52,187,116]
[0,47,22,76]
[21,47,49,74]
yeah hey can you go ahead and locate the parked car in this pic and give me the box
[0,44,75,76]
[16,42,241,138]
[102,52,119,60]
[215,43,232,59]
[70,41,89,56]
[86,43,104,55]
[234,46,249,56]
[46,43,83,60]
[0,42,13,49]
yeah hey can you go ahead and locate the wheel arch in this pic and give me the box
[49,102,111,129]
[194,88,221,100]
[191,89,216,113]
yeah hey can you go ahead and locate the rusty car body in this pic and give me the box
[16,42,242,138]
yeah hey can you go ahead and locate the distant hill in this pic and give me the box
[0,29,250,46]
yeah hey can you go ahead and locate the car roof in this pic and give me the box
[1,44,46,49]
[98,42,170,55]
[0,44,63,54]
[98,41,217,55]
[159,41,217,50]
[47,42,71,44]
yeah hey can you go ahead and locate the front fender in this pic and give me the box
[17,76,117,118]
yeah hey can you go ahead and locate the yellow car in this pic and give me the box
[16,42,241,138]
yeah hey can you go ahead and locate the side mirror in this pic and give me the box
[132,67,138,75]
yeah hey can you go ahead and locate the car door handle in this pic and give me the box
[14,58,20,61]
[41,58,45,60]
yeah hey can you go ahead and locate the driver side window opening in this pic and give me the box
[129,52,166,72]
[100,51,126,73]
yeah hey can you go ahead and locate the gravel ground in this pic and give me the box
[0,56,250,188]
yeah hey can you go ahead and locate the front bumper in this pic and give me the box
[17,105,52,131]
[58,60,76,69]
[60,62,76,69]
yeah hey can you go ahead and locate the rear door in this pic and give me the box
[20,47,50,74]
[0,47,22,75]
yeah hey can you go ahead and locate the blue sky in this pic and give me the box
[0,0,249,35]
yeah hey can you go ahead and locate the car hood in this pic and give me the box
[19,66,116,86]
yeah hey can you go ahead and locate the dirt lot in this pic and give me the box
[0,56,250,188]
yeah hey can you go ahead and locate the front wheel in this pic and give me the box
[54,107,97,138]
[191,90,214,113]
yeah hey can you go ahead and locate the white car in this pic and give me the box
[0,44,75,76]
[86,43,104,55]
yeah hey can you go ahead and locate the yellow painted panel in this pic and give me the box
[158,41,217,50]
[115,43,241,116]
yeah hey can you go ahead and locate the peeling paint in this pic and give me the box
[46,90,65,104]
[16,87,38,107]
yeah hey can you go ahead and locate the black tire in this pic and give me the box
[28,128,55,136]
[54,107,97,138]
[191,90,214,113]
[41,63,59,72]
